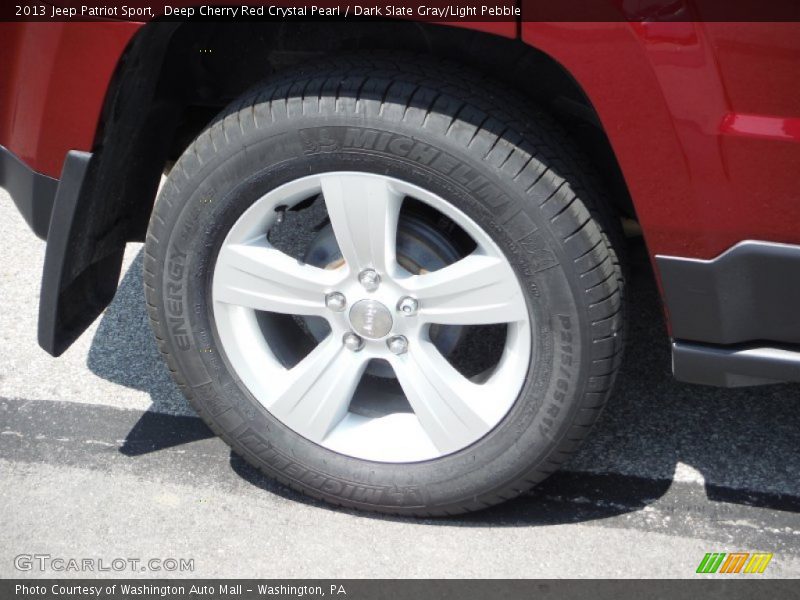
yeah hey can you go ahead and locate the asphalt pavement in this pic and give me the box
[1,188,799,578]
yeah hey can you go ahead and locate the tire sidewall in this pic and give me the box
[154,112,590,512]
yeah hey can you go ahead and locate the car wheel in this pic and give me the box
[144,57,624,515]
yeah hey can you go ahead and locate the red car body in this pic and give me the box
[2,15,800,386]
[4,21,799,259]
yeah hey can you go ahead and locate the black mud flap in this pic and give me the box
[38,151,126,356]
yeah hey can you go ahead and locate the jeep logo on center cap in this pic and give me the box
[349,299,393,339]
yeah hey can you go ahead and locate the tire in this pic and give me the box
[144,56,624,516]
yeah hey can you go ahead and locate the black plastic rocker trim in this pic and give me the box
[0,144,58,239]
[672,341,800,387]
[657,241,800,346]
[659,240,800,387]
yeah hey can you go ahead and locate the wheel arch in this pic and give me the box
[94,20,637,242]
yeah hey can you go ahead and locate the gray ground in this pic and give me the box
[1,188,799,578]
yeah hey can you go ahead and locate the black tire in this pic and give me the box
[144,56,624,516]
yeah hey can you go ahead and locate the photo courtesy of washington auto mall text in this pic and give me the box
[1,0,799,598]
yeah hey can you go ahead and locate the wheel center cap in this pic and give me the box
[349,299,393,339]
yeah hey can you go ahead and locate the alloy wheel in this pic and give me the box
[212,172,532,462]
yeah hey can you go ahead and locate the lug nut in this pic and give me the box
[358,269,381,292]
[343,332,365,352]
[397,296,419,316]
[325,292,347,312]
[386,335,409,355]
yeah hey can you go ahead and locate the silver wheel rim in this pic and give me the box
[212,172,532,463]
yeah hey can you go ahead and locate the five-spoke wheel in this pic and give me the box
[212,173,531,462]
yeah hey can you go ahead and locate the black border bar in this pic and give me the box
[4,580,799,600]
[3,0,800,22]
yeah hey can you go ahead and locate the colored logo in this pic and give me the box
[696,552,773,574]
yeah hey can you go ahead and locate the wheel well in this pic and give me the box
[97,21,634,243]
